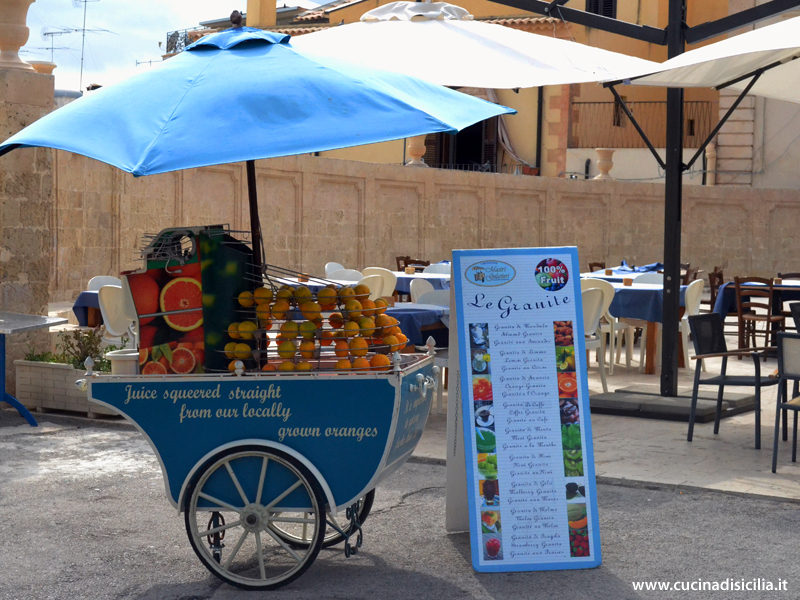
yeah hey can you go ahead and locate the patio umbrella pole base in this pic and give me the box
[589,389,756,423]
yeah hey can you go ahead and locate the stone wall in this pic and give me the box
[0,69,55,393]
[52,151,800,304]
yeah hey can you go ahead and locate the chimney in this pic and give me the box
[246,0,276,27]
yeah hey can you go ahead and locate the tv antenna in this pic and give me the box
[40,27,74,62]
[71,0,101,91]
[136,59,161,67]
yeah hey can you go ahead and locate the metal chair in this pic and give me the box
[687,313,778,449]
[699,266,724,313]
[396,256,430,272]
[772,332,800,472]
[734,276,785,352]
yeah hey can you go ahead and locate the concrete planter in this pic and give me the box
[13,360,117,418]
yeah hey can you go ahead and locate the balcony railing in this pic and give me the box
[164,27,206,55]
[569,101,718,149]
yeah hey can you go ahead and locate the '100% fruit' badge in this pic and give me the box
[535,259,569,292]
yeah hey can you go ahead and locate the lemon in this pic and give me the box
[483,354,491,362]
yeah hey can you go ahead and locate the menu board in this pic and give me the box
[452,247,601,572]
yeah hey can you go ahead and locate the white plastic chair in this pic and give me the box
[410,278,434,303]
[582,278,632,374]
[98,285,137,348]
[422,263,450,274]
[582,287,608,393]
[327,268,363,281]
[417,290,450,306]
[634,272,664,285]
[356,275,384,301]
[362,267,397,298]
[681,279,706,371]
[87,275,121,291]
[325,262,344,278]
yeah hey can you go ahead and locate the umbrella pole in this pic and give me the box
[246,160,263,275]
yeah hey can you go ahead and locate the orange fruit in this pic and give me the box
[348,336,369,357]
[300,301,321,321]
[299,340,316,359]
[278,360,296,371]
[261,363,277,371]
[299,320,318,340]
[142,360,168,375]
[277,340,297,359]
[329,312,345,329]
[320,330,336,346]
[385,325,401,337]
[357,317,376,336]
[317,287,337,310]
[335,358,352,370]
[360,298,376,317]
[279,321,299,340]
[395,333,408,347]
[375,314,392,328]
[373,298,388,315]
[237,291,255,307]
[234,343,252,360]
[334,340,350,358]
[344,299,363,319]
[294,286,313,304]
[138,348,149,365]
[228,322,241,339]
[238,321,258,340]
[224,342,237,359]
[296,360,314,371]
[270,300,290,320]
[352,357,371,371]
[338,287,355,303]
[254,287,273,305]
[228,360,239,372]
[353,284,371,301]
[160,277,203,331]
[343,321,360,338]
[276,288,294,302]
[370,354,392,371]
[383,334,401,352]
[256,303,271,322]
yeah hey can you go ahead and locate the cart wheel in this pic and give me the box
[270,489,375,549]
[184,446,325,591]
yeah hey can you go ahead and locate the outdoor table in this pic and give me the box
[392,271,451,295]
[385,302,449,346]
[72,291,102,327]
[713,280,800,318]
[608,282,687,374]
[581,267,696,284]
[0,312,68,426]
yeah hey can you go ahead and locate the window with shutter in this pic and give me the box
[586,0,616,18]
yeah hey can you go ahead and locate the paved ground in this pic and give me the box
[1,411,798,600]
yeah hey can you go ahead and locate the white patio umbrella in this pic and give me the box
[616,15,800,104]
[290,1,660,89]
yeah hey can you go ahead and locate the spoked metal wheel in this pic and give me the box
[184,446,325,590]
[271,489,375,549]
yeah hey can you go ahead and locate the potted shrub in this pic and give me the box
[14,328,127,418]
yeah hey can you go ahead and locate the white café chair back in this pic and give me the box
[410,278,434,303]
[87,275,121,291]
[422,263,450,274]
[634,272,664,284]
[581,278,633,374]
[325,262,344,278]
[417,290,449,306]
[327,268,363,281]
[362,267,397,298]
[582,287,608,393]
[356,275,384,301]
[98,285,138,348]
[681,279,706,371]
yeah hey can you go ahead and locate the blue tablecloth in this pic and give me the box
[385,303,449,346]
[713,281,800,317]
[393,272,450,294]
[72,291,101,326]
[615,260,663,273]
[608,283,686,323]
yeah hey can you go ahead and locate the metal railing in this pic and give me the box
[164,27,206,55]
[569,100,718,149]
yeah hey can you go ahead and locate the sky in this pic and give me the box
[21,0,245,92]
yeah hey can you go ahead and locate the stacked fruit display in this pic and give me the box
[223,282,410,372]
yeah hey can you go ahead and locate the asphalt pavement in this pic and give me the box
[1,409,798,600]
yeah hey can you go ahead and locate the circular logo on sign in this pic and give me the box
[535,259,569,291]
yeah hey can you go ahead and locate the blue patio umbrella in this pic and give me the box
[0,27,513,263]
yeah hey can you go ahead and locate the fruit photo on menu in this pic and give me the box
[480,479,500,506]
[568,503,590,557]
[557,372,578,399]
[483,534,503,560]
[473,375,493,402]
[477,453,498,479]
[481,510,502,534]
[469,322,489,348]
[553,320,574,347]
[556,346,576,373]
[560,398,579,425]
